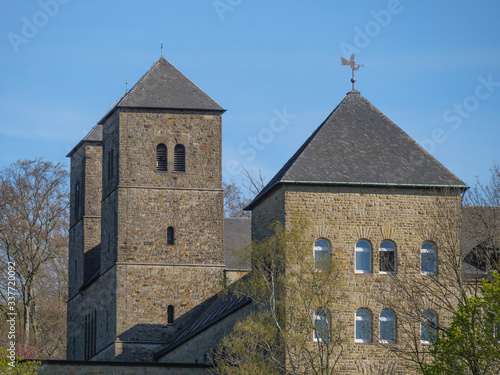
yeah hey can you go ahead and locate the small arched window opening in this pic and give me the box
[421,310,438,344]
[314,239,330,271]
[355,308,372,343]
[167,227,175,245]
[379,309,396,343]
[174,144,185,172]
[313,309,330,342]
[156,144,167,171]
[167,305,175,324]
[379,240,396,274]
[355,240,372,273]
[421,242,437,275]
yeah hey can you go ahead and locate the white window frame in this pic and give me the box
[355,240,372,274]
[379,240,396,274]
[355,308,372,343]
[421,242,437,275]
[379,309,396,344]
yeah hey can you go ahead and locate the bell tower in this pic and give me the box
[67,57,226,361]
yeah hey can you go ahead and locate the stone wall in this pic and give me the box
[251,185,286,242]
[158,301,254,364]
[36,360,210,374]
[67,268,117,361]
[252,184,462,374]
[117,109,222,190]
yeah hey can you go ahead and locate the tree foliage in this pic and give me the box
[0,348,40,374]
[213,220,345,374]
[422,272,500,375]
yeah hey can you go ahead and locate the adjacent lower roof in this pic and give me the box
[224,217,251,270]
[246,90,467,209]
[66,124,103,157]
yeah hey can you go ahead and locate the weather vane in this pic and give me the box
[161,43,164,58]
[341,54,363,90]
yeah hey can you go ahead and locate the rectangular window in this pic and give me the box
[380,251,395,273]
[355,251,371,272]
[314,249,329,271]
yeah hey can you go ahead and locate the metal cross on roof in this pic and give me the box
[341,54,363,90]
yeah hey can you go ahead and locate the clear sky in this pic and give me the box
[1,0,499,190]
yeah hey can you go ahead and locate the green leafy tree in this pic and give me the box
[422,272,500,375]
[213,219,346,375]
[0,348,40,374]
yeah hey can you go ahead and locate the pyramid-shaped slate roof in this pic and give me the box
[247,90,466,209]
[99,57,224,124]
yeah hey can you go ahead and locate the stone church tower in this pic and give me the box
[67,57,226,361]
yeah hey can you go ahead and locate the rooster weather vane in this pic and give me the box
[341,54,363,90]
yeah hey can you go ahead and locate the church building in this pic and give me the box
[60,56,477,374]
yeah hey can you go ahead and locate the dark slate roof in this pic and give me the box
[462,206,500,279]
[98,57,224,124]
[66,124,103,157]
[224,218,251,270]
[246,90,466,209]
[153,288,251,360]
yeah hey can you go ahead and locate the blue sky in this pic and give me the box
[1,0,499,190]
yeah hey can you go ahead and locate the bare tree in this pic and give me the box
[222,166,265,218]
[213,219,346,374]
[223,181,251,218]
[0,159,68,357]
[241,166,265,198]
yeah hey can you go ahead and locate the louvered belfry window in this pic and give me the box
[174,144,185,172]
[156,144,167,171]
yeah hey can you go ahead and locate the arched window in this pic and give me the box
[355,308,372,343]
[167,227,174,245]
[174,144,185,172]
[167,305,175,324]
[314,239,330,271]
[156,144,167,171]
[314,309,330,342]
[421,310,438,343]
[355,240,372,273]
[379,240,396,274]
[379,309,396,343]
[421,242,437,275]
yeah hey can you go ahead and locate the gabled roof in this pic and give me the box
[98,57,224,124]
[246,90,466,209]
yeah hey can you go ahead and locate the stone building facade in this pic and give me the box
[66,57,231,362]
[245,90,466,373]
[64,58,472,374]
